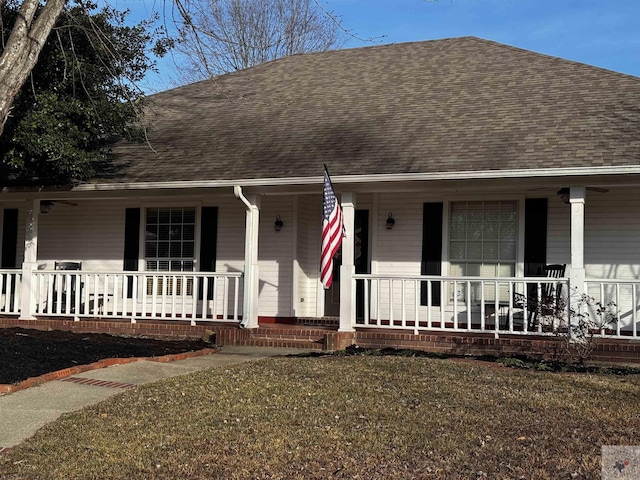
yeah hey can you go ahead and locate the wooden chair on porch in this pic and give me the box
[514,264,566,330]
[53,261,83,313]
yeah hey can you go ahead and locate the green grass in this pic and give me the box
[1,356,639,479]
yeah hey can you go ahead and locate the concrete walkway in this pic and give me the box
[0,346,309,450]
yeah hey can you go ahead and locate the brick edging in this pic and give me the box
[0,347,216,395]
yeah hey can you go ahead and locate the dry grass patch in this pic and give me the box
[1,356,638,479]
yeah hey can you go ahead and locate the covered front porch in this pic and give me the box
[1,270,636,338]
[0,173,639,360]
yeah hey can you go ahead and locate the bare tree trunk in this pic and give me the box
[0,0,67,136]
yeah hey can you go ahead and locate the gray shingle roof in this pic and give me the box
[105,36,640,184]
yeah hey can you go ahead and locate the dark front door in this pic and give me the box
[324,210,369,317]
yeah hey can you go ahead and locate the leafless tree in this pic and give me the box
[174,0,344,81]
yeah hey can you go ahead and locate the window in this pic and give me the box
[145,207,196,295]
[449,201,517,301]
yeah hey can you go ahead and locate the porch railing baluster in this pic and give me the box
[24,270,241,324]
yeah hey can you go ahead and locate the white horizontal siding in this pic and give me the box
[584,188,640,280]
[214,196,246,273]
[295,194,320,317]
[37,200,128,271]
[258,195,294,316]
[376,193,424,276]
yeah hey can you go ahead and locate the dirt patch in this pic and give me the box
[0,328,210,384]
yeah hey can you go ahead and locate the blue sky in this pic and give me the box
[136,0,640,93]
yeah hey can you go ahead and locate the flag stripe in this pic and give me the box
[321,168,343,288]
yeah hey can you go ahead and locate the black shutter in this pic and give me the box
[199,207,218,299]
[1,209,18,269]
[123,208,140,297]
[524,199,547,277]
[421,202,443,306]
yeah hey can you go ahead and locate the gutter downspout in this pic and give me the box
[234,186,260,329]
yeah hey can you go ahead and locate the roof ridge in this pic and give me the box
[469,37,640,81]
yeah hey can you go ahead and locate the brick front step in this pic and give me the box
[244,326,328,349]
[296,317,339,327]
[238,338,324,349]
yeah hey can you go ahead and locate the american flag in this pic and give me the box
[320,167,343,289]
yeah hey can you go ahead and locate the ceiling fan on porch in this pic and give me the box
[525,186,609,205]
[40,200,78,213]
[525,186,610,193]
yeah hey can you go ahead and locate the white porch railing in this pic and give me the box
[31,271,243,324]
[0,269,22,315]
[354,274,576,336]
[585,279,640,338]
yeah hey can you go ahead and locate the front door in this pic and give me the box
[324,210,369,317]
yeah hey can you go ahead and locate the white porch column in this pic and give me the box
[19,199,39,320]
[569,186,586,294]
[339,192,356,332]
[236,189,260,329]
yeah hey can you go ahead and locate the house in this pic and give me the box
[1,37,640,361]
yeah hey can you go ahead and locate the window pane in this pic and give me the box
[146,260,157,270]
[171,209,183,224]
[483,241,498,259]
[450,241,466,260]
[158,242,170,258]
[500,241,516,260]
[464,263,481,276]
[467,222,483,240]
[171,225,182,239]
[480,263,498,277]
[146,242,157,257]
[482,220,499,240]
[449,263,465,276]
[183,209,196,223]
[498,263,515,277]
[183,242,195,257]
[501,221,517,241]
[170,243,181,257]
[158,225,170,240]
[147,208,158,223]
[183,225,195,241]
[158,261,170,271]
[158,209,170,224]
[467,241,482,260]
[449,215,466,239]
[146,225,158,240]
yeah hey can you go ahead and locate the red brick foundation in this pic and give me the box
[352,329,640,364]
[0,317,249,344]
[2,316,639,364]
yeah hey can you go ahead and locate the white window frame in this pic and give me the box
[139,203,202,296]
[442,195,525,306]
[139,202,202,273]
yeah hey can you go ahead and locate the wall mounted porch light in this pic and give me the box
[385,212,396,230]
[274,215,284,232]
[40,200,54,214]
[557,188,570,204]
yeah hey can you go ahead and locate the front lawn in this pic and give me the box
[1,355,638,479]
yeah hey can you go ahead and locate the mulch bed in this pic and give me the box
[0,328,209,385]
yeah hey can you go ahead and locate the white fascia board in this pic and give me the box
[69,165,640,191]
